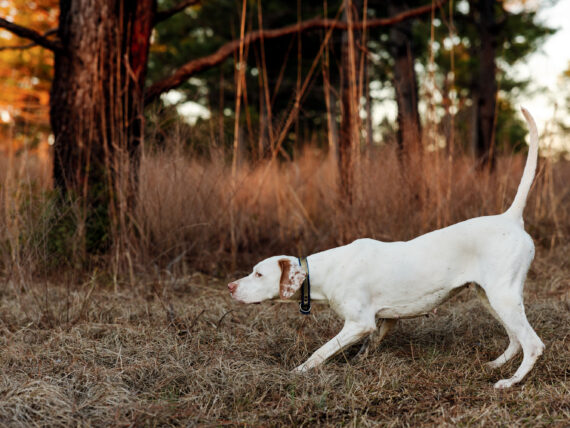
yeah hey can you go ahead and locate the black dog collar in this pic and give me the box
[298,257,311,315]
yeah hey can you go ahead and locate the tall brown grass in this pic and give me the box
[0,150,52,277]
[1,132,569,280]
[134,139,570,276]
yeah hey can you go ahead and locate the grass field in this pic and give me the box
[1,1,570,424]
[1,139,569,426]
[0,242,568,426]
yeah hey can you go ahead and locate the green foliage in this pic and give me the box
[150,0,343,154]
[7,183,114,273]
[45,185,111,269]
[149,0,556,154]
[83,182,112,255]
[44,191,78,268]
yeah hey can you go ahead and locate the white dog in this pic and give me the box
[228,108,544,389]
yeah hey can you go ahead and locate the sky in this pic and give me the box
[514,0,570,151]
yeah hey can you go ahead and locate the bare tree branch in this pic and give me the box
[0,18,61,51]
[154,0,201,24]
[145,0,444,105]
[0,28,57,51]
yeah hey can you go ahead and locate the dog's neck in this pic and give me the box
[298,254,328,301]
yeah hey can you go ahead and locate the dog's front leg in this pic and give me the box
[293,320,375,372]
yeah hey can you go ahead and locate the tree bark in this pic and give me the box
[50,0,155,253]
[338,0,360,204]
[388,1,422,155]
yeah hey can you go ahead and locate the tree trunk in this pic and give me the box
[50,0,155,253]
[388,1,422,155]
[472,0,497,169]
[338,0,360,204]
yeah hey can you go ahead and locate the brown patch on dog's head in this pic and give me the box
[278,259,306,299]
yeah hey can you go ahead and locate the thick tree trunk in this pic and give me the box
[388,1,422,155]
[472,0,497,169]
[50,0,154,253]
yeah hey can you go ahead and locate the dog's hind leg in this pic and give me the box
[487,330,521,369]
[483,284,544,389]
[356,319,397,358]
[474,285,521,368]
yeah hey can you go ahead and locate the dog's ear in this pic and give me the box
[278,258,306,299]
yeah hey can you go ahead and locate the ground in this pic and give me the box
[0,247,568,427]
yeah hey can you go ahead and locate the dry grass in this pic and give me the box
[136,142,570,275]
[2,133,569,277]
[0,243,568,426]
[0,2,568,421]
[0,137,569,426]
[0,152,56,278]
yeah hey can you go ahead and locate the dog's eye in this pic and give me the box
[255,272,263,278]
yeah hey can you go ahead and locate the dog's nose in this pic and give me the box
[228,282,238,294]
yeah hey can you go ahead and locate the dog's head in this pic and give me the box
[228,256,306,304]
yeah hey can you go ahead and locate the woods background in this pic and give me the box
[0,1,568,425]
[0,0,567,275]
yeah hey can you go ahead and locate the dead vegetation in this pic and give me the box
[1,1,568,423]
[0,242,568,426]
[135,140,570,275]
[0,137,569,426]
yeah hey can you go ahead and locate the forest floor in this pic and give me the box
[0,245,568,427]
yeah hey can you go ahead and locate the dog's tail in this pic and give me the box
[504,107,539,221]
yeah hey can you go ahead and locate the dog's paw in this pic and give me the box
[292,364,308,373]
[293,360,319,373]
[493,379,514,389]
[485,360,503,370]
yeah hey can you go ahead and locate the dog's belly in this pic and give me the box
[374,285,467,318]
